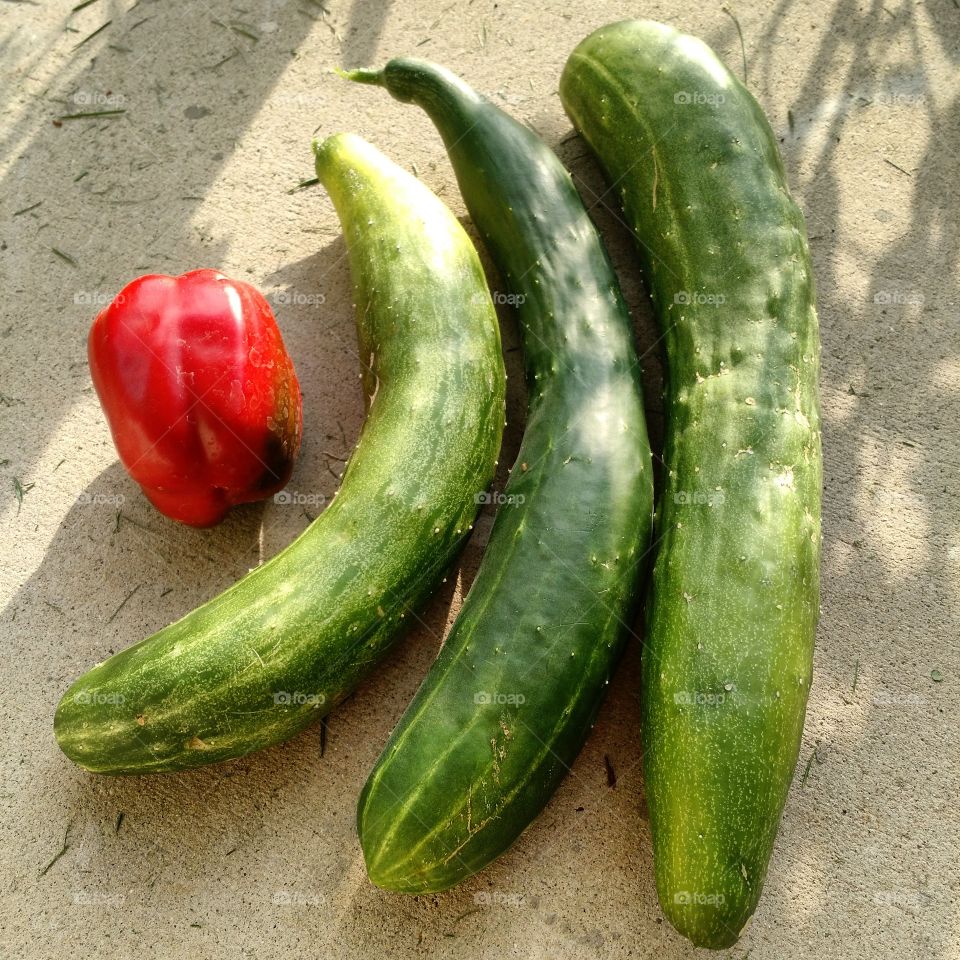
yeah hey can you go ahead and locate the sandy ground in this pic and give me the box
[1,0,957,957]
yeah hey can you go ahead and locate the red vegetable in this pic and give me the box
[88,269,302,527]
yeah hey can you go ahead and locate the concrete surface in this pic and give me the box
[1,0,957,957]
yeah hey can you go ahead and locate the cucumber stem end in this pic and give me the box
[338,66,385,86]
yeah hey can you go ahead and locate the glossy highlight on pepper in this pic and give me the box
[87,269,302,526]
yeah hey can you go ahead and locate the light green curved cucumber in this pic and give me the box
[54,133,505,775]
[561,20,822,949]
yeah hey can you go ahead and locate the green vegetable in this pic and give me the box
[346,59,653,891]
[54,133,506,775]
[561,20,822,949]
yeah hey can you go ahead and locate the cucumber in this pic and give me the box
[346,60,653,891]
[560,20,822,948]
[54,133,506,775]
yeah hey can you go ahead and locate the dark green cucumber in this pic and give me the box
[561,20,822,949]
[346,60,653,891]
[54,133,505,775]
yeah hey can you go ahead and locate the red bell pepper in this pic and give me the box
[88,269,302,527]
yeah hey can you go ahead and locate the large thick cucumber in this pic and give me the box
[560,20,822,948]
[347,60,653,891]
[54,133,505,775]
